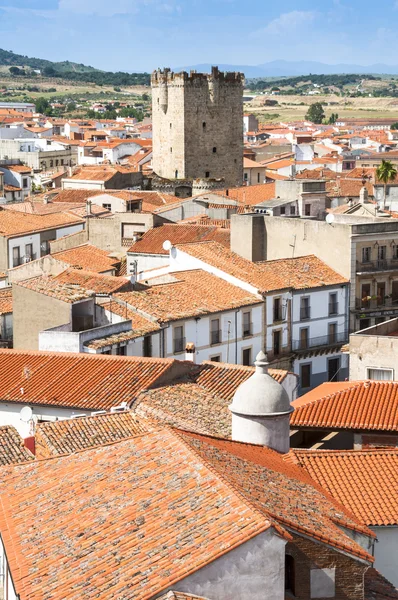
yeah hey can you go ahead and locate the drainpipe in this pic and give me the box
[235,310,238,364]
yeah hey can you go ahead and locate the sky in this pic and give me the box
[1,0,398,72]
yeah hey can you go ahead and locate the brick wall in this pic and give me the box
[286,533,369,600]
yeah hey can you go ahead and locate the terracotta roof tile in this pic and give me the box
[289,448,398,526]
[128,224,230,254]
[35,411,155,458]
[213,183,275,206]
[178,431,374,561]
[115,270,262,323]
[0,429,272,600]
[291,381,398,432]
[0,425,34,465]
[0,288,12,315]
[0,350,193,410]
[52,244,120,273]
[0,210,83,237]
[176,242,347,293]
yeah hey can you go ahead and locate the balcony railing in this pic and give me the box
[243,323,253,337]
[355,297,398,310]
[173,336,186,354]
[356,259,398,273]
[292,331,348,352]
[300,306,311,320]
[210,329,221,345]
[328,302,339,316]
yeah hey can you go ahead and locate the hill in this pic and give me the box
[0,48,150,86]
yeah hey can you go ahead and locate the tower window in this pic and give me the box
[157,98,159,104]
[170,123,172,128]
[205,171,210,178]
[213,147,217,153]
[170,147,172,153]
[202,122,206,129]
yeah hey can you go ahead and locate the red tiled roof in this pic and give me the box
[128,224,230,254]
[214,183,276,205]
[0,425,34,465]
[176,242,348,293]
[0,210,83,237]
[116,269,262,323]
[0,350,193,410]
[0,428,273,600]
[52,244,120,273]
[0,288,12,315]
[179,431,374,561]
[291,381,398,432]
[289,448,398,526]
[35,411,154,458]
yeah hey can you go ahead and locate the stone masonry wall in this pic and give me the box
[152,67,243,187]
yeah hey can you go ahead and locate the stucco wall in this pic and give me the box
[153,528,286,600]
[372,526,398,587]
[349,331,398,380]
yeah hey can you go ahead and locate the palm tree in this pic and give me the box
[376,159,397,209]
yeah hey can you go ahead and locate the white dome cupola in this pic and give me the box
[229,351,294,453]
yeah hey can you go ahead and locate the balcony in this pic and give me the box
[356,259,398,273]
[300,306,311,321]
[328,302,339,316]
[355,296,398,311]
[292,331,348,352]
[173,336,186,354]
[210,329,221,345]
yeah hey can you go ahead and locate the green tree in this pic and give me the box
[66,101,76,112]
[305,102,325,124]
[35,97,51,115]
[391,122,398,130]
[9,66,22,76]
[328,112,339,124]
[376,159,398,209]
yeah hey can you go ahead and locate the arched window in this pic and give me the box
[285,555,295,595]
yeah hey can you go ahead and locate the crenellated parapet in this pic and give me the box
[151,66,244,87]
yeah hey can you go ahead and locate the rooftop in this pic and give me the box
[0,350,193,410]
[291,381,398,433]
[176,241,348,293]
[289,448,398,526]
[0,288,12,315]
[128,223,230,255]
[115,269,262,323]
[0,427,373,600]
[0,425,34,465]
[214,183,276,206]
[52,244,120,273]
[35,411,155,458]
[0,210,83,238]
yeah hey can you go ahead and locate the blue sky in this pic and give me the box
[0,0,398,72]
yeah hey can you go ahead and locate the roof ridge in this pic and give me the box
[172,428,290,542]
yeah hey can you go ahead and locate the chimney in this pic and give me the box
[86,199,92,215]
[43,195,50,204]
[359,185,369,205]
[230,213,266,262]
[185,342,196,363]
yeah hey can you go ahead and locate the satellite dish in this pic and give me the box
[20,406,33,422]
[326,213,335,225]
[162,240,172,251]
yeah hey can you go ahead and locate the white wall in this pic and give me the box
[372,526,398,587]
[0,402,92,438]
[56,223,84,239]
[8,233,40,268]
[128,253,169,274]
[161,528,286,600]
[291,286,348,344]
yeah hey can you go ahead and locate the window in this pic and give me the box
[242,311,252,337]
[242,348,252,366]
[393,245,398,260]
[202,122,206,129]
[55,159,59,166]
[273,297,282,322]
[257,172,260,183]
[210,318,221,345]
[300,327,309,350]
[328,357,340,382]
[300,364,311,389]
[378,245,387,266]
[213,147,217,153]
[115,345,127,356]
[126,201,137,213]
[290,205,296,215]
[102,203,111,211]
[25,243,33,262]
[170,147,172,153]
[143,336,152,357]
[210,355,221,362]
[367,367,393,381]
[305,203,311,216]
[329,292,338,315]
[22,178,28,189]
[61,159,64,166]
[285,555,295,595]
[362,246,371,263]
[302,181,326,193]
[328,322,337,344]
[170,123,172,128]
[12,246,20,268]
[173,325,185,353]
[300,297,310,320]
[244,172,248,181]
[359,318,371,330]
[49,159,54,168]
[175,170,178,179]
[273,330,281,356]
[280,206,286,215]
[205,171,210,178]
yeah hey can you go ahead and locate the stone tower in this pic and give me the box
[151,67,244,188]
[229,351,294,453]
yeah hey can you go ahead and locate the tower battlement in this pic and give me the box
[151,66,244,87]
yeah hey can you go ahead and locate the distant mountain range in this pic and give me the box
[173,60,398,78]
